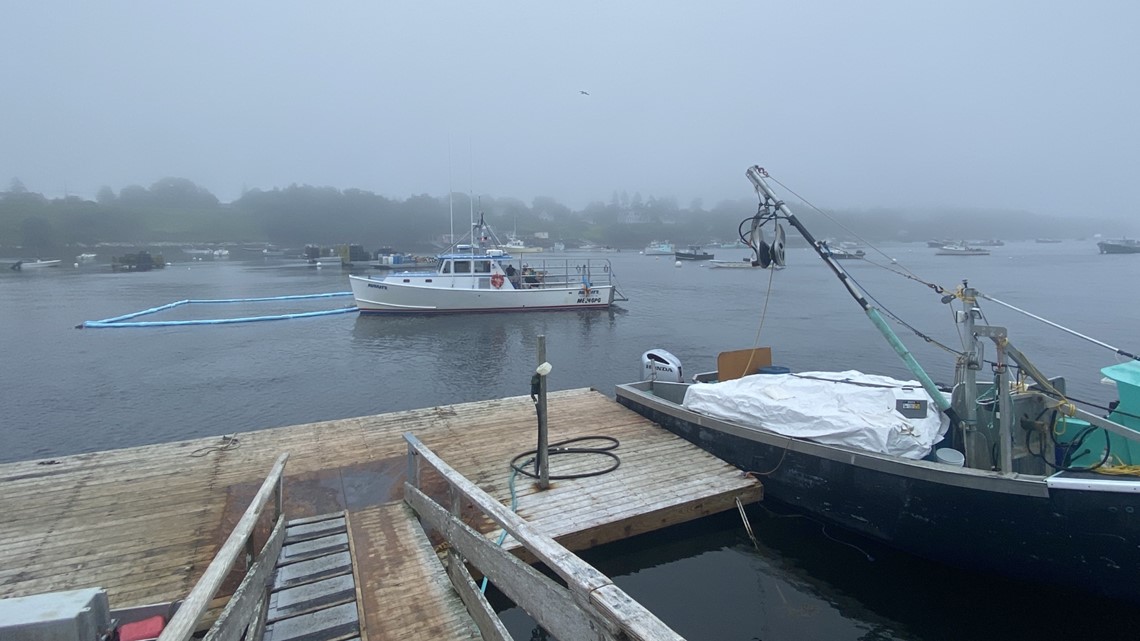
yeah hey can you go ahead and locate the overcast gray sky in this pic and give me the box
[3,2,1137,216]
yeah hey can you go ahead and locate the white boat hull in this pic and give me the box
[349,272,615,313]
[707,259,757,269]
[9,259,62,270]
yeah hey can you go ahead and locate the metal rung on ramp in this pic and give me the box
[265,513,359,641]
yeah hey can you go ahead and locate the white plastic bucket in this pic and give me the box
[934,448,965,467]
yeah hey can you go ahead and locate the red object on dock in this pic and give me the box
[118,615,166,641]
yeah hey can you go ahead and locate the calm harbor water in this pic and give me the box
[3,241,1139,640]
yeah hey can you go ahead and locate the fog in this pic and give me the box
[2,2,1137,219]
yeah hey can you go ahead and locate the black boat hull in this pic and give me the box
[1098,241,1140,254]
[616,383,1140,603]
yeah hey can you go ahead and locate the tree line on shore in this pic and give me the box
[1,176,1128,255]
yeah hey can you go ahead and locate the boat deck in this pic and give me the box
[0,388,761,639]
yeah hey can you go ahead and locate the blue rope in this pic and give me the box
[479,459,527,594]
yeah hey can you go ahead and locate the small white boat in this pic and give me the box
[643,240,675,255]
[707,259,757,269]
[8,258,62,270]
[497,236,543,253]
[76,253,98,262]
[936,244,990,256]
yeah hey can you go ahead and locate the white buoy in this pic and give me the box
[73,262,79,268]
[675,260,682,268]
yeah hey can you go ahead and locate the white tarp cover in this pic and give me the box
[682,370,949,459]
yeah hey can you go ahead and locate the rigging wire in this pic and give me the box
[979,293,1140,361]
[742,264,779,376]
[840,268,964,358]
[766,175,951,293]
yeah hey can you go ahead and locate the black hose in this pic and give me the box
[510,436,621,480]
[1034,410,1111,473]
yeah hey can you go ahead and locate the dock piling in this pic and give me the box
[536,335,550,490]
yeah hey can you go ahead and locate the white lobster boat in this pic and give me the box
[349,250,620,314]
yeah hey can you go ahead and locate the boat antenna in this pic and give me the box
[744,166,960,426]
[448,141,455,252]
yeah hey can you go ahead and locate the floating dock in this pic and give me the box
[0,389,761,639]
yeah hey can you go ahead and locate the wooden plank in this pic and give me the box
[717,347,773,380]
[348,503,480,641]
[445,553,515,641]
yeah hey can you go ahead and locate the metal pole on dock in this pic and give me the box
[536,335,550,490]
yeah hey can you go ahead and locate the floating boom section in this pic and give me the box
[744,166,955,419]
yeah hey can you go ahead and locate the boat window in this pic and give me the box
[453,260,471,273]
[441,261,451,274]
[475,260,491,273]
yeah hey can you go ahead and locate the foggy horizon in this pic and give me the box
[3,2,1138,220]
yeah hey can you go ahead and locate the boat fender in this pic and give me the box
[641,349,683,383]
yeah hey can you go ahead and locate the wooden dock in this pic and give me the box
[0,388,761,639]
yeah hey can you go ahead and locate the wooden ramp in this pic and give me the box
[0,389,760,639]
[265,513,360,641]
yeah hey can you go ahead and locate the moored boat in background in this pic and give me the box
[675,244,714,261]
[498,236,543,254]
[7,258,62,270]
[1097,238,1140,254]
[936,243,990,256]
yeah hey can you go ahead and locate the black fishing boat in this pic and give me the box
[675,245,715,261]
[617,165,1140,603]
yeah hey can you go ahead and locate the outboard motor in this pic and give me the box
[641,349,683,383]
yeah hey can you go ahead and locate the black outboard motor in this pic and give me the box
[641,349,683,382]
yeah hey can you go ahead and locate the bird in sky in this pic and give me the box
[579,90,590,95]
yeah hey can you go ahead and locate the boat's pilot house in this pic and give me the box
[440,259,492,274]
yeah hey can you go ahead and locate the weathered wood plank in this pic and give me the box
[348,503,480,641]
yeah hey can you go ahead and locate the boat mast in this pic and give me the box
[448,142,455,252]
[745,166,959,426]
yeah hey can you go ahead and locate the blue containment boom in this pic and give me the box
[82,292,356,328]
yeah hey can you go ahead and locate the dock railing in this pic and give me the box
[403,432,685,641]
[158,452,289,641]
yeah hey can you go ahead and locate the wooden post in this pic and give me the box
[406,437,420,491]
[537,335,550,490]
